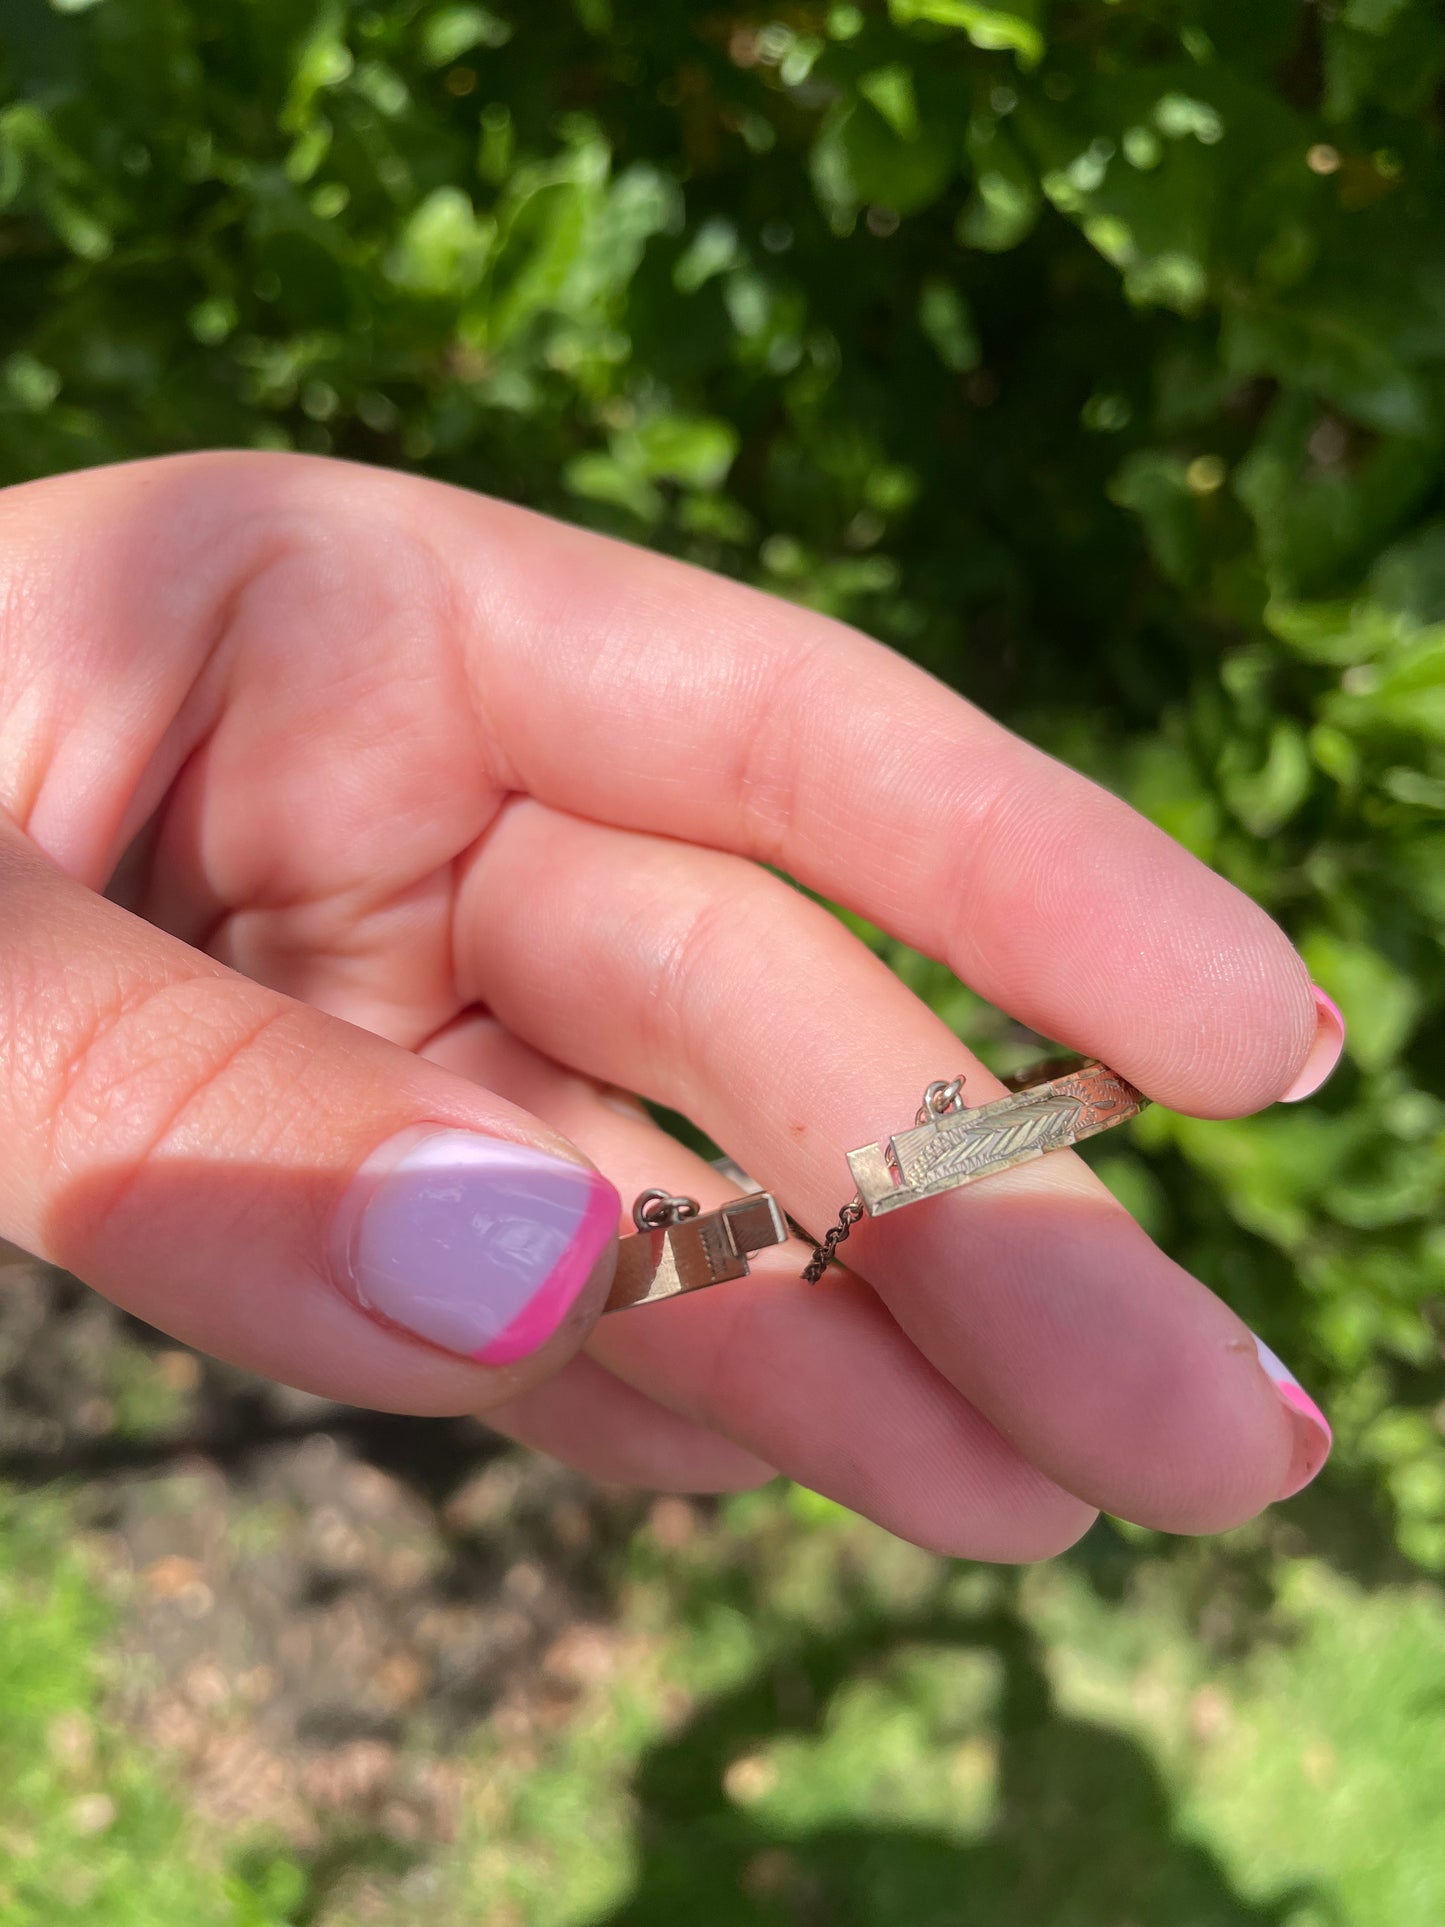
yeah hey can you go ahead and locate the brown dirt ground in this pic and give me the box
[0,1242,670,1868]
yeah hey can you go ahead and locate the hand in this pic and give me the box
[0,453,1340,1557]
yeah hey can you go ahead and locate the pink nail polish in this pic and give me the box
[1280,985,1346,1103]
[1253,1336,1332,1497]
[333,1128,619,1364]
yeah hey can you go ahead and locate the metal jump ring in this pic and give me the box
[916,1076,967,1126]
[631,1189,702,1233]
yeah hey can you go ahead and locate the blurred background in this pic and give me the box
[2,1,1444,1921]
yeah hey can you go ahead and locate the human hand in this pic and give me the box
[0,453,1340,1557]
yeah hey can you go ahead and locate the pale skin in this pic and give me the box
[0,452,1341,1559]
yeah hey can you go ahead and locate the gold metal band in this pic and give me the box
[847,1059,1147,1217]
[603,1056,1148,1310]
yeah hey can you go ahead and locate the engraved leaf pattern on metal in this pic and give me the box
[849,1058,1148,1217]
[890,1064,1146,1193]
[1050,1069,1139,1128]
[896,1093,1082,1188]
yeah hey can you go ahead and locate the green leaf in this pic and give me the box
[626,414,740,490]
[1109,450,1204,586]
[1166,1108,1360,1247]
[1370,523,1445,626]
[384,186,493,296]
[1152,92,1224,144]
[811,99,955,218]
[888,0,1046,67]
[2,352,62,412]
[858,65,920,143]
[1235,399,1438,596]
[1223,295,1431,437]
[481,176,591,340]
[282,8,354,135]
[187,296,239,346]
[564,450,662,522]
[674,218,740,294]
[919,278,981,371]
[1219,719,1314,835]
[956,126,1041,251]
[1264,595,1414,666]
[421,4,512,65]
[1124,735,1222,859]
[1330,630,1445,743]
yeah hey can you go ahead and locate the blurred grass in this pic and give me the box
[427,1493,1445,1927]
[4,1470,1444,1926]
[0,1492,304,1927]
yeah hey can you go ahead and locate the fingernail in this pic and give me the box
[334,1128,619,1365]
[1280,985,1346,1103]
[1253,1336,1332,1498]
[601,1087,650,1121]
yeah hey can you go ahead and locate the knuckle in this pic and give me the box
[932,763,1041,968]
[34,972,302,1229]
[642,869,768,1088]
[730,631,833,869]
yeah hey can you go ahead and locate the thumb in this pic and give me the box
[0,815,619,1413]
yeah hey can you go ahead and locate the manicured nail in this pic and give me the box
[1280,985,1346,1103]
[334,1128,619,1365]
[1253,1336,1332,1497]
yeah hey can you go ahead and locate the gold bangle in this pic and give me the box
[803,1057,1147,1281]
[602,1057,1148,1308]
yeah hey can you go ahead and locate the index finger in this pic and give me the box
[2,453,1336,1115]
[432,479,1335,1117]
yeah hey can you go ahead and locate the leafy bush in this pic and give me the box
[2,0,1442,1559]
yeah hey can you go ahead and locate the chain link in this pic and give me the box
[799,1196,865,1284]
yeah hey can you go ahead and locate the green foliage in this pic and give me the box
[1,0,1443,1563]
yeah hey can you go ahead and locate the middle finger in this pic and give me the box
[457,801,1324,1531]
[432,1012,1094,1560]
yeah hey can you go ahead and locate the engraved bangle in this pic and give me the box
[801,1056,1147,1281]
